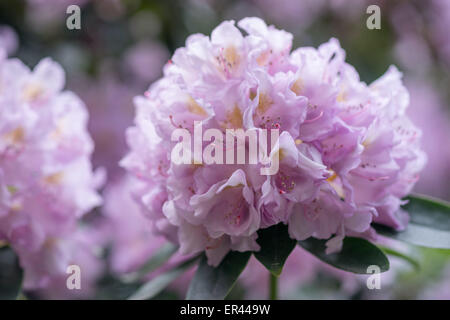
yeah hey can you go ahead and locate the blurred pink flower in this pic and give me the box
[103,175,167,274]
[251,0,326,31]
[102,174,195,296]
[22,225,105,299]
[390,0,450,69]
[421,266,450,299]
[71,74,136,181]
[406,79,450,200]
[26,0,89,30]
[0,54,102,291]
[124,41,170,85]
[428,0,450,67]
[0,25,18,57]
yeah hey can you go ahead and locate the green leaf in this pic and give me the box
[128,256,199,300]
[377,245,420,271]
[373,194,450,249]
[254,223,296,276]
[120,243,178,283]
[96,274,142,300]
[405,194,450,230]
[298,237,389,274]
[373,223,450,249]
[186,251,251,300]
[0,246,23,300]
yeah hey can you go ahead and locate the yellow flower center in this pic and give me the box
[291,78,304,95]
[187,97,207,116]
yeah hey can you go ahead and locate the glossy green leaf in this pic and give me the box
[186,251,251,300]
[0,246,23,300]
[128,255,199,300]
[405,194,450,230]
[373,194,450,249]
[254,223,296,276]
[373,223,450,249]
[298,237,389,274]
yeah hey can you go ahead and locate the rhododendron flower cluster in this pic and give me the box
[122,17,426,266]
[0,51,102,290]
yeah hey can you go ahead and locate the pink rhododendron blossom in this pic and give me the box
[0,52,102,291]
[122,18,426,266]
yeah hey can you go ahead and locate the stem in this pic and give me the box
[269,273,278,300]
